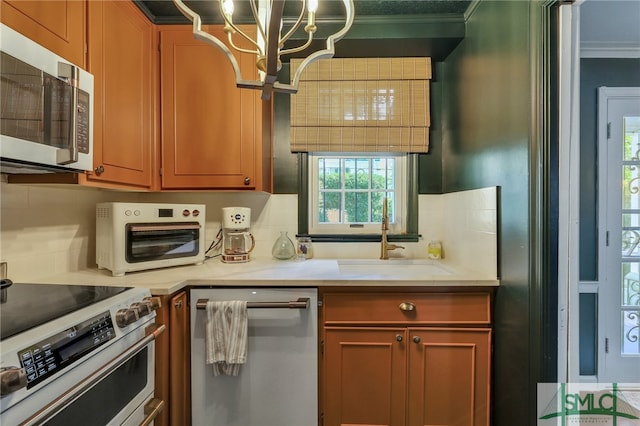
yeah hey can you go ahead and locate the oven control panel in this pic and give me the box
[17,311,115,389]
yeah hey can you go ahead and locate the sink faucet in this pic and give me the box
[380,197,404,260]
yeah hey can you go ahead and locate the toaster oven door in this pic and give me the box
[126,222,201,263]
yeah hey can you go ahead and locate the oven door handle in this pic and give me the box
[140,397,165,426]
[129,224,201,232]
[20,324,166,426]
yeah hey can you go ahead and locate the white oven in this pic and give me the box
[0,284,164,425]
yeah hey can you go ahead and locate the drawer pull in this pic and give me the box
[396,334,403,342]
[413,336,421,344]
[399,302,415,312]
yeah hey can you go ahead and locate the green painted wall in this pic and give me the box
[441,1,544,424]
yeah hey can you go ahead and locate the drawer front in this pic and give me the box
[323,293,491,325]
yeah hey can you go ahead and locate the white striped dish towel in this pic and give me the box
[205,300,248,376]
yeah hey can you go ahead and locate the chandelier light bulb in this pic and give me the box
[222,0,234,17]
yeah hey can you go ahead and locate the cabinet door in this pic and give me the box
[160,27,263,190]
[408,328,491,426]
[324,327,407,426]
[0,0,86,67]
[169,291,191,426]
[87,0,154,188]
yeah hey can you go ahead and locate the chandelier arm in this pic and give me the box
[218,0,263,53]
[249,0,267,46]
[226,32,261,56]
[289,0,354,91]
[172,0,246,86]
[279,32,314,56]
[222,20,264,55]
[279,0,307,46]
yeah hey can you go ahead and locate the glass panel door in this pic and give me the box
[601,87,640,382]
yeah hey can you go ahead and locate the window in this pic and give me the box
[309,153,407,235]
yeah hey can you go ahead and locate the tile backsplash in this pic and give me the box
[0,180,497,281]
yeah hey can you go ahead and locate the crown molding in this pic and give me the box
[581,41,640,58]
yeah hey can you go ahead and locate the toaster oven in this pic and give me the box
[96,202,206,276]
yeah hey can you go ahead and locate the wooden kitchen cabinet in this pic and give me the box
[322,291,492,426]
[154,290,191,426]
[85,0,155,189]
[159,26,270,191]
[0,0,87,68]
[5,0,157,190]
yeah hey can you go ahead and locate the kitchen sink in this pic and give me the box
[337,258,452,277]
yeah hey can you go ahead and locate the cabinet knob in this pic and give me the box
[243,177,251,185]
[94,165,104,176]
[399,302,415,312]
[0,367,27,396]
[174,300,183,309]
[413,336,421,344]
[396,334,403,342]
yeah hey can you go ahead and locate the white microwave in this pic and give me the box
[96,203,206,276]
[0,24,94,174]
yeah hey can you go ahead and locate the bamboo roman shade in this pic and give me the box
[290,57,431,153]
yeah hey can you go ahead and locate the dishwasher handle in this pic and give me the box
[195,297,310,310]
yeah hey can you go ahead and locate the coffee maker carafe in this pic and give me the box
[221,207,255,263]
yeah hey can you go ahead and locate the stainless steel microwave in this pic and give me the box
[96,202,206,276]
[0,24,94,174]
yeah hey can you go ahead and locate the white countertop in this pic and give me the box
[26,257,499,295]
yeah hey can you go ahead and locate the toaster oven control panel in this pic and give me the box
[17,311,115,389]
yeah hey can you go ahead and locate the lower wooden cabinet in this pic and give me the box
[322,291,492,426]
[154,290,190,426]
[324,327,408,425]
[408,328,491,426]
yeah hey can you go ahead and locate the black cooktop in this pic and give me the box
[0,282,132,340]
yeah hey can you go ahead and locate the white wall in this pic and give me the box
[0,179,497,281]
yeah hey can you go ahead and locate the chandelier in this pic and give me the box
[172,0,355,100]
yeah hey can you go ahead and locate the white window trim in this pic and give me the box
[308,153,407,235]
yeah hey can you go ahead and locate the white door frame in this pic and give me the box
[557,2,583,383]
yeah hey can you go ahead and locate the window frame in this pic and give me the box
[308,153,407,235]
[297,153,420,243]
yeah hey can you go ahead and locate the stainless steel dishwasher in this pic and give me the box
[190,287,318,426]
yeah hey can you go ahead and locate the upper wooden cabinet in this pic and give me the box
[0,0,87,67]
[159,27,270,191]
[86,0,155,188]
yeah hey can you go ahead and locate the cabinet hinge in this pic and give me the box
[320,340,324,356]
[605,337,609,354]
[607,122,611,139]
[159,168,163,177]
[319,412,324,426]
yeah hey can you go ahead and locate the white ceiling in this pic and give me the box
[580,0,640,57]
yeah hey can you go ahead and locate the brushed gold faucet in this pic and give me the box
[380,197,404,260]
